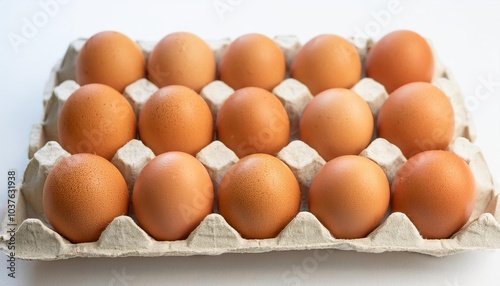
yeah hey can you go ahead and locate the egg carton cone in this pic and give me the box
[1,35,498,260]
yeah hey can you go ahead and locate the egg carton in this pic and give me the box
[1,35,499,260]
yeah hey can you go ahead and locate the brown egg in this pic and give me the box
[132,152,213,241]
[391,150,476,239]
[218,154,300,239]
[299,88,373,161]
[377,82,454,158]
[138,85,213,156]
[308,155,390,239]
[58,83,137,160]
[366,30,434,94]
[147,32,216,93]
[219,33,286,91]
[76,31,146,93]
[291,34,361,95]
[43,153,129,243]
[216,87,290,158]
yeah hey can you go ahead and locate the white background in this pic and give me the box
[1,0,500,285]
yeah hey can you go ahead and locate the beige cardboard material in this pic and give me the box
[0,36,498,260]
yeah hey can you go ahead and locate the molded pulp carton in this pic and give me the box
[1,35,499,260]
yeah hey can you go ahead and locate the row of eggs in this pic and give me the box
[76,30,433,96]
[42,30,474,244]
[58,80,453,164]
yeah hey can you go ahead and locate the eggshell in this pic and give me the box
[132,152,214,241]
[58,83,137,160]
[76,31,146,93]
[218,154,300,239]
[291,34,361,95]
[391,150,476,239]
[299,88,373,161]
[219,33,286,91]
[138,85,213,156]
[309,155,390,239]
[42,153,129,243]
[216,87,290,158]
[366,30,434,94]
[377,82,454,158]
[147,32,216,93]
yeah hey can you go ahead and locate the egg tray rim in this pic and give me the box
[2,203,500,260]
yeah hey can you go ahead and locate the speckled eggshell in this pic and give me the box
[76,31,146,93]
[391,150,476,239]
[308,155,390,239]
[299,88,373,161]
[218,153,300,239]
[132,152,214,241]
[147,32,216,93]
[58,83,137,160]
[377,82,454,158]
[138,85,213,156]
[291,34,361,95]
[42,153,129,243]
[219,33,286,91]
[216,87,290,158]
[366,30,434,94]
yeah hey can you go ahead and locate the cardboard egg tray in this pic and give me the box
[1,35,500,260]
